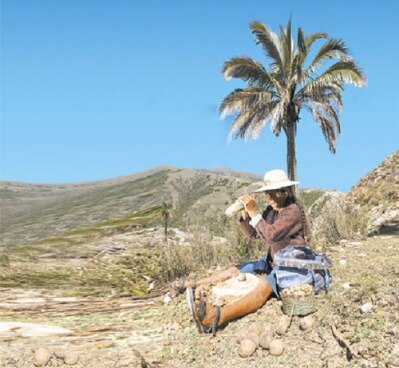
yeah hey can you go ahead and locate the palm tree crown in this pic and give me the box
[220,19,366,183]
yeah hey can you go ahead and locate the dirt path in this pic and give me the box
[1,235,398,367]
[0,289,170,367]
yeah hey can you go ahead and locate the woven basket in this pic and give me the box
[281,284,315,316]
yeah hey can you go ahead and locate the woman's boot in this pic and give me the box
[198,276,273,333]
[174,266,240,295]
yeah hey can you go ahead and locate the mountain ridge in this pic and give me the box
[0,167,258,246]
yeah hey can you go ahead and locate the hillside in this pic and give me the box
[347,151,399,235]
[0,167,259,246]
[1,166,326,248]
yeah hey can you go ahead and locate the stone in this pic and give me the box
[239,339,257,358]
[269,340,284,356]
[275,315,290,335]
[360,302,373,313]
[299,316,315,331]
[63,352,79,365]
[259,330,273,349]
[163,293,172,304]
[33,347,51,367]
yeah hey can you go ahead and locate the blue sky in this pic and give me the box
[1,0,398,191]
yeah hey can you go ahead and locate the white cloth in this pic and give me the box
[249,213,262,227]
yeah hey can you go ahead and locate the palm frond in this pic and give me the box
[306,39,351,75]
[226,98,279,140]
[297,86,344,132]
[268,100,286,136]
[292,31,330,84]
[228,109,264,140]
[222,57,277,89]
[303,82,344,94]
[227,110,252,140]
[250,21,284,74]
[305,61,367,91]
[307,107,338,153]
[219,87,272,118]
[240,113,266,140]
[309,100,341,134]
[280,18,294,80]
[297,82,344,104]
[297,28,306,55]
[304,32,329,51]
[293,32,329,80]
[291,28,306,84]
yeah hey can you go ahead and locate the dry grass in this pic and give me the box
[1,235,397,367]
[159,223,265,281]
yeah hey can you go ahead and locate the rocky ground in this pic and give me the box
[0,234,398,368]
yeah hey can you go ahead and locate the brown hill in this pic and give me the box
[0,167,260,246]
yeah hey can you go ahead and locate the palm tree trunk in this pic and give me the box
[286,122,299,197]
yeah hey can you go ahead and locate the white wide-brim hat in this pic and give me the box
[254,169,299,193]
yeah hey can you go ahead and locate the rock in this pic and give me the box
[33,347,51,367]
[54,350,65,359]
[275,315,290,335]
[239,339,257,358]
[247,322,261,336]
[307,191,347,246]
[360,302,373,313]
[348,241,363,247]
[236,331,248,344]
[269,339,284,356]
[93,340,114,349]
[259,330,273,350]
[0,322,73,337]
[246,331,260,346]
[163,292,172,304]
[63,352,79,365]
[367,208,399,235]
[299,316,315,331]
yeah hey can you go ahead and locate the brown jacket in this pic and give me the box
[239,203,312,259]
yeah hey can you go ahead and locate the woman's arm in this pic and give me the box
[254,205,302,243]
[239,216,259,240]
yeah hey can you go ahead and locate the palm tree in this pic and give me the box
[220,19,366,188]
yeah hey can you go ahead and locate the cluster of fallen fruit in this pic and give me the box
[32,347,79,366]
[237,312,315,357]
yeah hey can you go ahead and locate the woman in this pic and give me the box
[183,169,312,334]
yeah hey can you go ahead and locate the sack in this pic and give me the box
[274,246,332,294]
[274,245,332,270]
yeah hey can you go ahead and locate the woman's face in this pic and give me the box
[265,189,289,210]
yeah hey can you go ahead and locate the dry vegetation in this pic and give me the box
[0,235,398,367]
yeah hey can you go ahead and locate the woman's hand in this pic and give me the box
[239,195,257,218]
